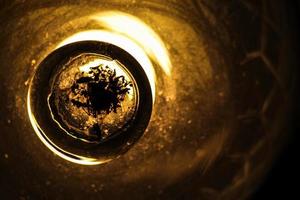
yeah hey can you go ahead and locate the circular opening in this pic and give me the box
[28,41,153,164]
[49,53,138,143]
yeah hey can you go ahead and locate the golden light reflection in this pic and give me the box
[91,11,172,76]
[27,88,110,165]
[57,11,173,103]
[28,11,172,165]
[57,30,156,102]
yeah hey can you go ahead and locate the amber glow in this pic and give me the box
[28,11,172,165]
[57,11,173,103]
[91,11,172,76]
[27,89,109,165]
[57,30,156,102]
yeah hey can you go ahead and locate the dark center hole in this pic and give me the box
[70,65,132,116]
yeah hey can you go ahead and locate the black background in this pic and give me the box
[252,1,300,199]
[252,126,299,199]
